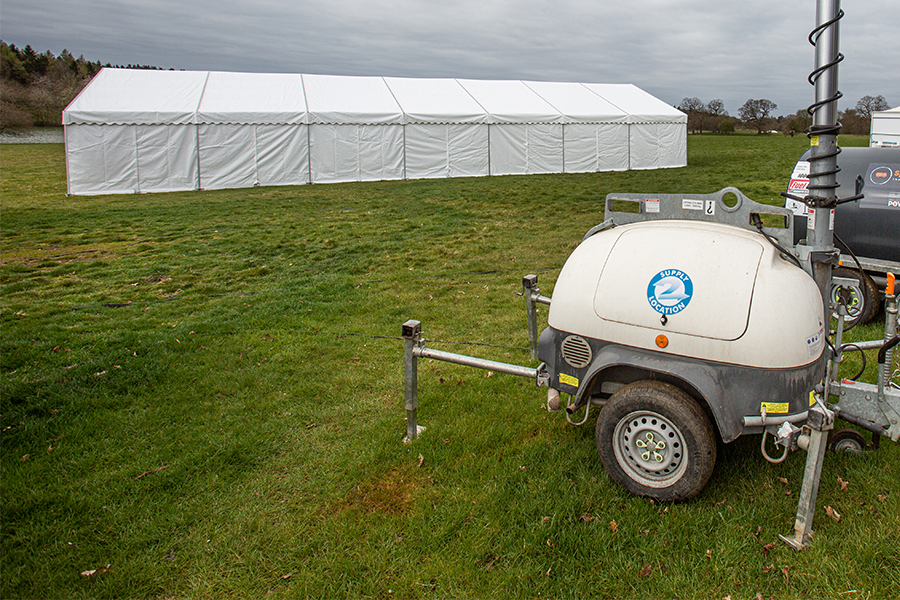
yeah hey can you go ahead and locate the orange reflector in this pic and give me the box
[888,273,896,296]
[656,335,669,348]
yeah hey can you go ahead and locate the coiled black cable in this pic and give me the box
[807,9,845,117]
[839,343,866,381]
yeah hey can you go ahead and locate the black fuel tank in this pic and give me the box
[787,147,900,262]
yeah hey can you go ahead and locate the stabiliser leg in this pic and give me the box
[780,403,834,550]
[402,320,422,442]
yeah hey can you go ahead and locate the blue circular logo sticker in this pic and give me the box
[647,269,693,315]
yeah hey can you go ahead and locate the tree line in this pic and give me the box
[678,95,890,136]
[0,41,167,132]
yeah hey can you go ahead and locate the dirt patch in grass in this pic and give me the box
[1,245,117,267]
[341,468,422,515]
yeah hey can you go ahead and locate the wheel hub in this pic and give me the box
[614,410,687,487]
[832,283,862,318]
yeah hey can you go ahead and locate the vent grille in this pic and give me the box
[561,335,592,369]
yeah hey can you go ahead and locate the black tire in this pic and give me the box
[827,428,867,455]
[831,267,880,325]
[595,381,716,502]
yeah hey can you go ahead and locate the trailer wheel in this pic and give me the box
[827,428,867,454]
[831,268,880,325]
[596,381,716,502]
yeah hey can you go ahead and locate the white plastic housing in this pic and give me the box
[549,220,825,369]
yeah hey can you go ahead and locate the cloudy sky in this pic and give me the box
[2,0,897,116]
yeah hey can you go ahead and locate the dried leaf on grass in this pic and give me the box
[782,565,791,584]
[135,465,168,479]
[579,513,594,522]
[609,520,618,533]
[825,505,842,522]
[837,476,849,491]
[418,454,424,468]
[777,477,789,485]
[639,564,652,577]
[80,564,111,577]
[753,527,777,556]
[705,549,712,559]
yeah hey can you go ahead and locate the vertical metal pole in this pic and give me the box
[523,275,540,360]
[807,0,841,299]
[781,0,842,551]
[879,280,897,401]
[402,320,422,441]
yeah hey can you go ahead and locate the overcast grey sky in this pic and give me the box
[2,0,897,116]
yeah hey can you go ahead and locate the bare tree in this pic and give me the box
[678,97,705,134]
[738,99,777,134]
[855,95,890,120]
[706,99,727,117]
[705,99,728,133]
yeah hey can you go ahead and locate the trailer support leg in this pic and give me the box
[402,320,422,442]
[521,274,552,360]
[780,403,834,550]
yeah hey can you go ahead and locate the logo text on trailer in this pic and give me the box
[647,269,694,315]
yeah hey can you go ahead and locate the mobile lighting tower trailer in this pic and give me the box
[400,0,899,550]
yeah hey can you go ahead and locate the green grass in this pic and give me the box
[2,133,897,599]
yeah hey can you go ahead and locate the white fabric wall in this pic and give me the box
[563,123,630,173]
[134,125,199,192]
[65,124,198,195]
[66,125,137,195]
[197,124,309,190]
[490,124,564,175]
[309,124,404,183]
[198,124,255,190]
[630,122,687,170]
[255,125,310,187]
[404,124,489,179]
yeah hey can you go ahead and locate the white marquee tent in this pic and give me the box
[62,68,686,195]
[870,106,900,148]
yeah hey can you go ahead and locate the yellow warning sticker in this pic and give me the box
[809,391,817,407]
[559,373,579,387]
[810,135,819,147]
[761,402,789,414]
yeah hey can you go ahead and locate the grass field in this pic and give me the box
[2,133,897,599]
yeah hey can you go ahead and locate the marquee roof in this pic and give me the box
[64,68,685,127]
